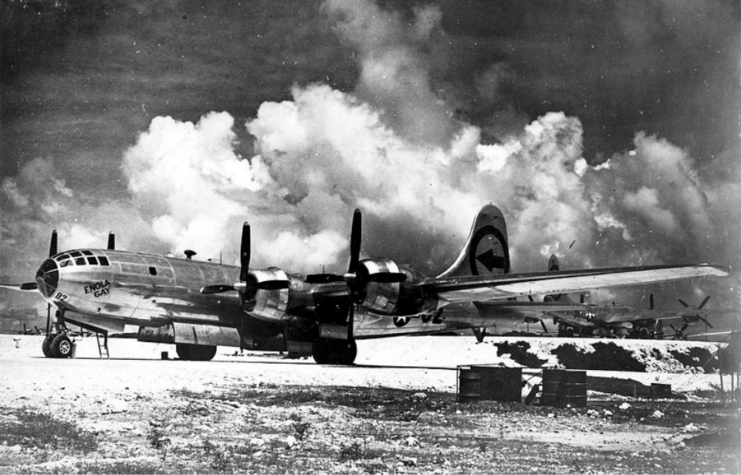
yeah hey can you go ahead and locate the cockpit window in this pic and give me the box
[82,250,93,256]
[70,251,82,258]
[75,257,86,266]
[59,259,73,268]
[99,256,110,266]
[87,256,98,265]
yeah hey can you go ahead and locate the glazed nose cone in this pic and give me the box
[35,259,59,298]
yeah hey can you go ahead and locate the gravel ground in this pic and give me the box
[1,334,739,473]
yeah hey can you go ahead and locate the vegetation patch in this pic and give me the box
[669,347,717,373]
[0,408,97,453]
[494,341,548,367]
[553,342,646,371]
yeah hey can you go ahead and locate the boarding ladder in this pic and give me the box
[96,332,110,359]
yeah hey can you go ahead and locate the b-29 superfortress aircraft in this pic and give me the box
[3,204,729,364]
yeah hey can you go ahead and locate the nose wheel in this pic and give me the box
[42,333,75,358]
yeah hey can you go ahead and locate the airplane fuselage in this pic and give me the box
[36,249,244,331]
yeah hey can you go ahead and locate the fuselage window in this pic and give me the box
[99,256,110,266]
[149,267,157,276]
[75,257,86,266]
[70,251,82,258]
[87,256,98,265]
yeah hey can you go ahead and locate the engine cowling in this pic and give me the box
[355,259,401,314]
[244,268,290,322]
[355,259,436,315]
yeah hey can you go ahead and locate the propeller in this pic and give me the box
[670,322,689,340]
[343,209,362,341]
[340,209,407,340]
[678,295,714,329]
[240,222,250,282]
[45,230,58,335]
[49,230,58,256]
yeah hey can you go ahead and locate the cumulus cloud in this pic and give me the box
[2,0,738,312]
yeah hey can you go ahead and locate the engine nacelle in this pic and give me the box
[245,268,290,322]
[356,259,401,314]
[356,260,437,315]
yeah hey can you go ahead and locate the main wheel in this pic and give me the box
[42,336,54,357]
[50,334,74,358]
[176,343,216,361]
[312,339,357,365]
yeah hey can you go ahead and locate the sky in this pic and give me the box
[1,0,740,326]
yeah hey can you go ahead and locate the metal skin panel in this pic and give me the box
[41,249,242,330]
[248,268,290,322]
[359,259,401,314]
[172,322,241,347]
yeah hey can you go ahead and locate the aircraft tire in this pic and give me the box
[312,339,356,365]
[176,343,216,361]
[51,334,73,358]
[191,345,216,361]
[176,343,191,360]
[42,336,54,358]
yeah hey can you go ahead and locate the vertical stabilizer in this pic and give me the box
[437,204,510,278]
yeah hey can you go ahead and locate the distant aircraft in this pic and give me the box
[542,255,732,339]
[16,323,42,335]
[1,204,730,363]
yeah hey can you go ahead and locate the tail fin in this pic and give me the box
[547,254,559,272]
[438,204,510,278]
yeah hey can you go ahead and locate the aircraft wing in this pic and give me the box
[424,264,730,303]
[0,282,38,292]
[475,300,589,314]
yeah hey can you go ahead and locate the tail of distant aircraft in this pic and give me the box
[437,204,510,278]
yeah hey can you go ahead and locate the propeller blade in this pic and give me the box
[678,299,689,308]
[697,315,714,329]
[200,285,236,295]
[348,209,361,274]
[649,293,654,310]
[107,232,115,250]
[49,230,58,257]
[540,320,548,333]
[240,222,250,282]
[698,295,711,310]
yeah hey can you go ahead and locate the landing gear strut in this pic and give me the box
[312,339,357,365]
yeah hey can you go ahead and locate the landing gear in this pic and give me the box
[558,324,575,337]
[176,343,217,361]
[42,336,54,357]
[312,339,357,365]
[50,334,74,358]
